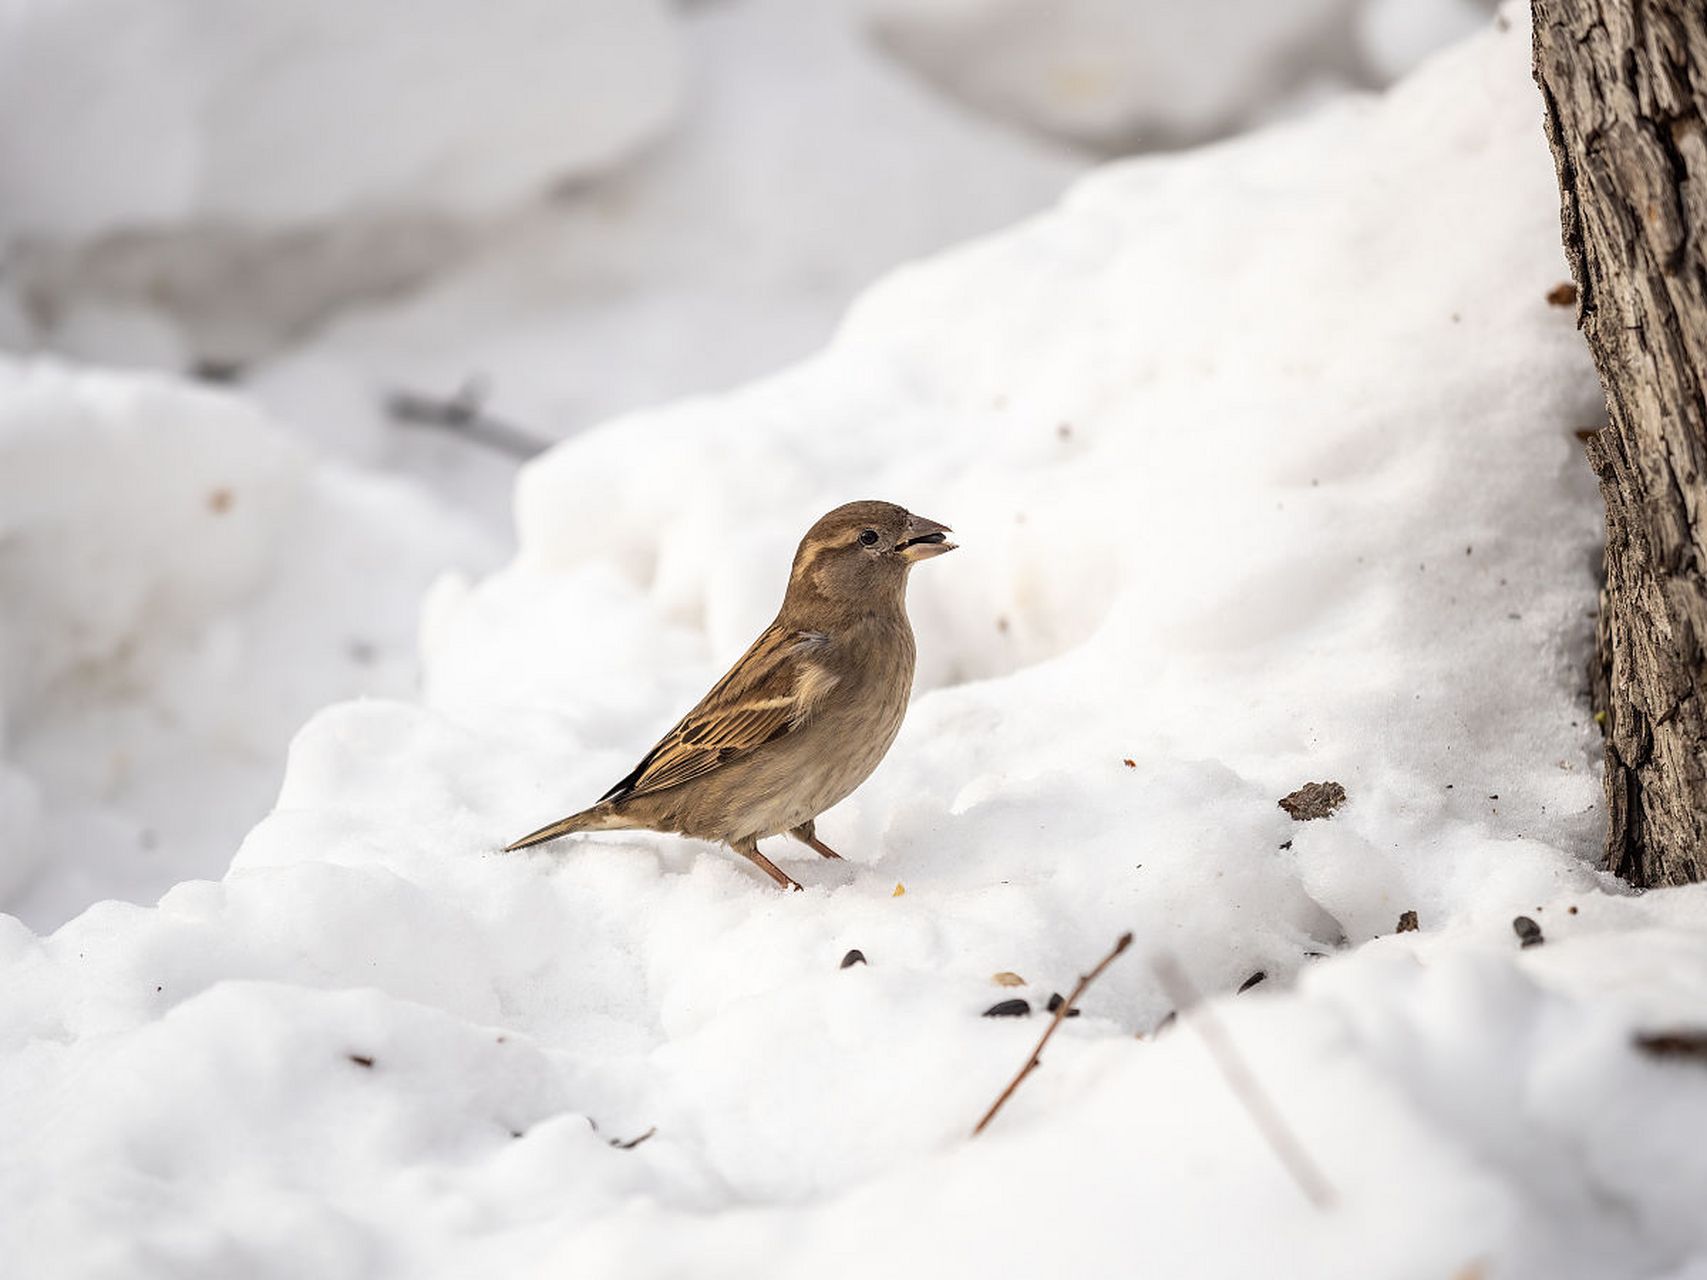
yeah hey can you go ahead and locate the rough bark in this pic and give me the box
[1533,0,1707,887]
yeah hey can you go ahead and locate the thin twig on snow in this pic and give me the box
[385,375,550,458]
[972,931,1133,1137]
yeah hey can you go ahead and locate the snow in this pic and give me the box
[862,0,1361,149]
[1,0,1491,546]
[1359,0,1499,82]
[241,0,1086,528]
[859,0,1498,150]
[0,360,494,929]
[0,0,680,238]
[6,8,1707,1280]
[0,0,683,407]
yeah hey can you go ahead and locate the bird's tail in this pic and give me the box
[503,803,634,852]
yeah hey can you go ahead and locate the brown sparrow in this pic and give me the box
[505,501,955,889]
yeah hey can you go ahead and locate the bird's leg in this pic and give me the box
[789,819,844,860]
[730,838,803,892]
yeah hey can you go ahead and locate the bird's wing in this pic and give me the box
[599,627,838,803]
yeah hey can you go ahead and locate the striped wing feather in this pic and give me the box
[600,627,835,803]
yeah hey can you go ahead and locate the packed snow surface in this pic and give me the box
[6,15,1707,1280]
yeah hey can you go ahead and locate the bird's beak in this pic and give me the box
[896,513,956,561]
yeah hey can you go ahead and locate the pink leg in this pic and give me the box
[790,820,844,860]
[731,838,803,891]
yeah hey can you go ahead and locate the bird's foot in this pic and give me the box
[789,822,845,860]
[735,842,805,891]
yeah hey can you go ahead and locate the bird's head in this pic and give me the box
[785,500,955,610]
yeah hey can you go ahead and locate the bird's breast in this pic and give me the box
[794,619,915,782]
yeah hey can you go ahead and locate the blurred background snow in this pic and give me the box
[3,0,1492,526]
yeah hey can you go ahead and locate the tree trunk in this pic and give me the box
[1532,0,1707,887]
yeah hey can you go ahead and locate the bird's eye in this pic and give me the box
[858,529,880,547]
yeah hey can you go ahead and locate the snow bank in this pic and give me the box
[6,15,1706,1280]
[496,4,1608,953]
[0,360,493,928]
[862,0,1494,150]
[0,0,680,240]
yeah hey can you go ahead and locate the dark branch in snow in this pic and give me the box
[385,375,551,458]
[972,931,1132,1137]
[585,1116,658,1150]
[1634,1031,1707,1064]
[1151,954,1336,1211]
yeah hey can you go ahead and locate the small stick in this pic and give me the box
[385,375,550,459]
[1151,954,1336,1210]
[972,931,1132,1136]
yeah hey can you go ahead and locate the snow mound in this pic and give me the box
[860,0,1496,151]
[0,0,680,240]
[7,16,1707,1280]
[0,360,493,927]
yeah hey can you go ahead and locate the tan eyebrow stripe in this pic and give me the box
[790,529,862,581]
[790,540,828,583]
